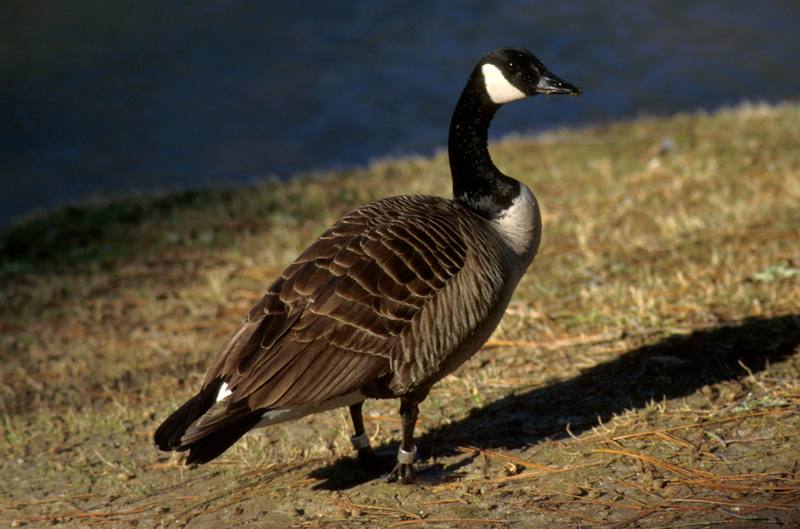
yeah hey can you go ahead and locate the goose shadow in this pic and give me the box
[309,314,800,490]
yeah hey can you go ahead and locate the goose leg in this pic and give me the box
[387,397,419,484]
[348,401,376,465]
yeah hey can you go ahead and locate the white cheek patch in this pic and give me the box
[482,63,526,104]
[216,382,232,402]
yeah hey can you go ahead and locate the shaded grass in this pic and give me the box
[1,102,799,528]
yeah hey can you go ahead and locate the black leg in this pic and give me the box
[348,401,376,465]
[387,397,419,484]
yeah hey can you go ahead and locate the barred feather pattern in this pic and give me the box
[181,194,532,445]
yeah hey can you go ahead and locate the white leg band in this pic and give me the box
[350,432,371,450]
[396,445,417,464]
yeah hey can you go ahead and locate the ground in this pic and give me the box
[1,103,799,528]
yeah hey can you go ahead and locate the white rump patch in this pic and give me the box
[216,382,232,402]
[482,63,526,104]
[255,391,365,429]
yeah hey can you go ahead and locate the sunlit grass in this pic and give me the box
[1,102,798,527]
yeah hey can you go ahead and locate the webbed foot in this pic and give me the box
[386,444,417,484]
[386,461,416,484]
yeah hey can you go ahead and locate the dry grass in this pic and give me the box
[1,102,799,528]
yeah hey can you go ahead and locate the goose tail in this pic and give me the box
[154,378,265,464]
[153,378,222,452]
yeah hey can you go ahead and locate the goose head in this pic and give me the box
[449,48,581,225]
[478,48,581,105]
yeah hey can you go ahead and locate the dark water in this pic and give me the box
[2,1,799,226]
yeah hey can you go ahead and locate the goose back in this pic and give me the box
[193,194,532,425]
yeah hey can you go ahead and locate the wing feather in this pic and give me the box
[191,196,479,443]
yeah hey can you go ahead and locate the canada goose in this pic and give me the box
[154,48,581,484]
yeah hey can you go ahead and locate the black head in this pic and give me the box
[477,48,581,104]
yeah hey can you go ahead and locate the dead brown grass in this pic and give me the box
[1,102,799,528]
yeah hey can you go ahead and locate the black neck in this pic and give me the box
[448,69,520,219]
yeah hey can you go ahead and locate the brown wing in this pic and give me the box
[201,196,468,413]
